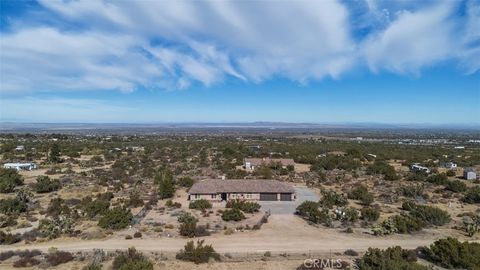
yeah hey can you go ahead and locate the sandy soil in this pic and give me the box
[2,214,470,255]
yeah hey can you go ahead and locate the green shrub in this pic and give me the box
[405,203,451,226]
[84,199,110,218]
[39,215,75,239]
[98,207,132,230]
[319,190,348,208]
[463,187,480,203]
[361,207,380,222]
[221,208,245,221]
[156,169,176,199]
[176,240,220,264]
[426,173,448,185]
[0,168,24,193]
[189,199,212,211]
[446,170,456,177]
[366,161,400,180]
[177,177,195,188]
[445,180,467,193]
[392,215,424,234]
[295,201,331,225]
[0,198,27,215]
[357,246,427,270]
[177,212,198,237]
[348,185,374,205]
[165,200,181,208]
[424,237,480,270]
[34,175,61,193]
[398,184,425,198]
[112,247,153,270]
[225,199,261,213]
[0,231,20,245]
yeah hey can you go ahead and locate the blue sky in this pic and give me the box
[0,0,479,124]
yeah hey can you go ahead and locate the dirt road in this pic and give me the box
[1,215,460,255]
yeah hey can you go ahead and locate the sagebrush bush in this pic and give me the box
[46,250,74,266]
[221,208,245,221]
[424,237,480,269]
[112,247,153,270]
[189,199,212,211]
[176,240,220,264]
[225,199,261,213]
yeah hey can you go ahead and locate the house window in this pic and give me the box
[211,194,216,199]
[246,193,252,199]
[195,194,200,199]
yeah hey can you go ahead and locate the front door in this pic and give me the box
[221,193,227,201]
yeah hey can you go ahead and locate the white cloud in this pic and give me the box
[0,0,478,94]
[363,2,456,74]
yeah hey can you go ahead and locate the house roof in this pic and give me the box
[244,158,295,166]
[464,168,476,173]
[189,179,295,194]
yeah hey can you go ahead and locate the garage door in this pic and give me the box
[280,193,292,201]
[260,193,278,201]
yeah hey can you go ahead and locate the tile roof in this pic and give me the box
[189,179,295,194]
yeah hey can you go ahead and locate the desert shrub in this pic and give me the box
[392,215,425,234]
[84,199,110,218]
[398,184,425,198]
[445,180,467,193]
[463,186,480,203]
[221,208,246,221]
[133,232,142,238]
[426,173,448,185]
[446,170,456,177]
[344,249,359,256]
[0,231,20,244]
[98,207,132,230]
[404,203,451,226]
[361,207,380,222]
[424,237,480,269]
[83,262,102,270]
[39,215,75,239]
[357,246,427,270]
[177,212,198,224]
[407,172,427,182]
[463,214,480,237]
[366,161,399,180]
[177,177,194,188]
[295,201,331,225]
[194,225,211,237]
[127,191,144,208]
[165,200,181,208]
[0,168,24,193]
[46,250,74,266]
[0,214,18,228]
[97,192,114,201]
[46,198,73,217]
[178,212,198,237]
[225,199,261,213]
[112,247,153,270]
[189,199,212,211]
[348,185,374,205]
[0,198,27,215]
[372,218,398,236]
[337,207,359,224]
[319,190,348,208]
[34,175,61,193]
[0,250,15,261]
[13,257,40,268]
[176,240,220,264]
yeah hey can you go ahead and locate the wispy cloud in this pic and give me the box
[0,0,478,94]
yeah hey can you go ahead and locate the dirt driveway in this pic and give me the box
[260,186,319,214]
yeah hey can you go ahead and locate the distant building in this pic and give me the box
[410,164,430,174]
[188,179,295,201]
[464,168,477,180]
[244,158,295,170]
[3,162,37,171]
[15,145,25,151]
[445,162,457,169]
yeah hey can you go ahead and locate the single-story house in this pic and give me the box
[244,158,295,170]
[3,162,37,171]
[188,179,296,202]
[410,164,430,174]
[464,168,477,180]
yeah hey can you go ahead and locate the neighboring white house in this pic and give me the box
[445,162,457,169]
[464,168,477,180]
[15,145,25,151]
[410,164,430,174]
[3,162,37,171]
